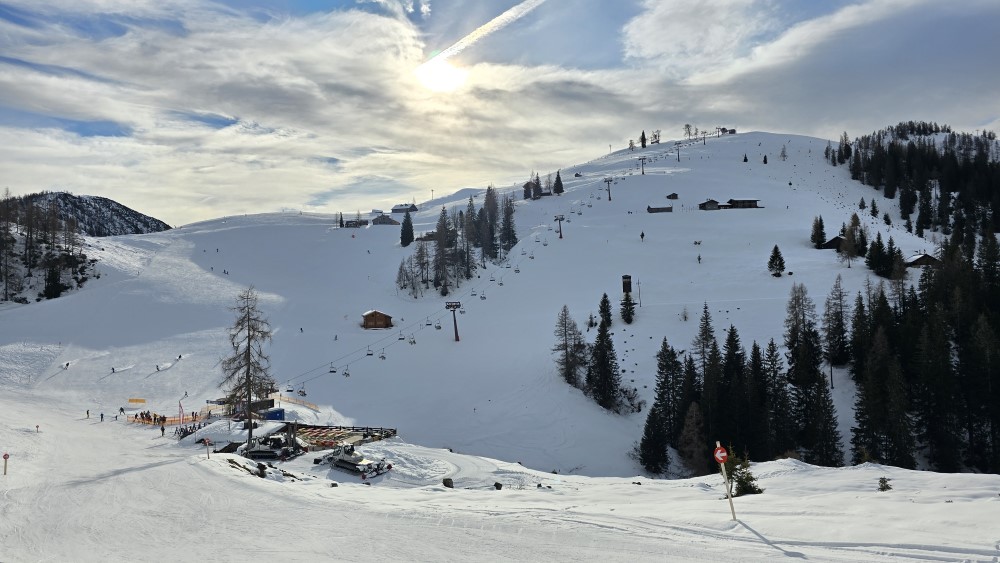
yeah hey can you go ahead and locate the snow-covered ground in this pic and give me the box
[2,132,998,561]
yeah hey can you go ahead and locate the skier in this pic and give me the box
[100,413,104,422]
[119,407,125,415]
[160,424,165,437]
[697,254,702,264]
[640,231,645,242]
[111,367,115,373]
[156,365,159,371]
[86,409,90,419]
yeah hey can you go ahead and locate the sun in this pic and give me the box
[414,59,468,93]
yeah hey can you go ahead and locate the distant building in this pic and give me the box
[344,219,369,228]
[726,198,761,209]
[362,310,393,329]
[392,203,418,213]
[646,205,673,213]
[371,214,400,226]
[698,199,720,211]
[666,193,679,200]
[905,253,941,268]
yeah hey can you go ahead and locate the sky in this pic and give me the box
[2,131,1000,560]
[0,0,999,226]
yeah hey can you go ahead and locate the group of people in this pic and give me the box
[174,422,207,439]
[134,411,167,425]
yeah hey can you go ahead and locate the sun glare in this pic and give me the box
[415,59,468,93]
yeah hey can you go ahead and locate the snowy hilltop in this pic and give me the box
[1,130,999,561]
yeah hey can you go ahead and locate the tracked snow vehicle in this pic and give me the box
[313,443,391,479]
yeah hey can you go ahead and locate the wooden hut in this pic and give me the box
[905,253,941,268]
[646,205,673,213]
[822,235,845,250]
[362,310,393,329]
[698,199,720,211]
[726,198,761,209]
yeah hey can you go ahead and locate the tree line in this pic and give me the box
[397,186,518,297]
[0,190,90,303]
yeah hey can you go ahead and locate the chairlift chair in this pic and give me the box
[329,363,337,373]
[529,253,535,259]
[471,289,478,296]
[434,322,442,330]
[506,264,511,268]
[298,384,307,397]
[366,347,374,356]
[489,274,495,282]
[398,332,405,340]
[285,382,294,393]
[498,279,504,286]
[379,349,386,360]
[542,240,548,246]
[425,318,432,326]
[480,292,487,300]
[343,367,350,378]
[521,249,527,255]
[514,267,520,273]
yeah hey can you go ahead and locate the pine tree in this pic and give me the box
[822,274,851,366]
[620,291,636,324]
[811,216,826,249]
[433,207,452,295]
[639,339,681,473]
[499,193,518,253]
[640,130,647,148]
[763,338,795,458]
[585,321,622,412]
[598,293,613,327]
[220,286,275,448]
[552,305,587,388]
[768,245,786,276]
[691,302,715,387]
[553,170,564,195]
[677,402,709,475]
[400,211,414,247]
[763,155,768,164]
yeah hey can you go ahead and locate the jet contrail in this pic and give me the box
[425,0,548,64]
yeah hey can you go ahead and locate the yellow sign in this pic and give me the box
[127,398,146,404]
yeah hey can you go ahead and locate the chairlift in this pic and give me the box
[297,384,307,397]
[379,349,386,360]
[366,347,374,356]
[489,274,495,282]
[425,318,432,326]
[343,367,350,378]
[328,363,337,373]
[542,240,548,247]
[285,382,294,393]
[398,332,406,340]
[505,264,511,269]
[434,322,442,330]
[498,279,504,286]
[471,289,478,296]
[547,226,553,231]
[459,307,466,314]
[480,292,487,300]
[514,267,520,273]
[529,253,535,259]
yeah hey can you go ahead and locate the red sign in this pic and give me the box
[2,453,8,460]
[713,446,728,464]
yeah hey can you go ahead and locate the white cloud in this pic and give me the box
[622,0,780,79]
